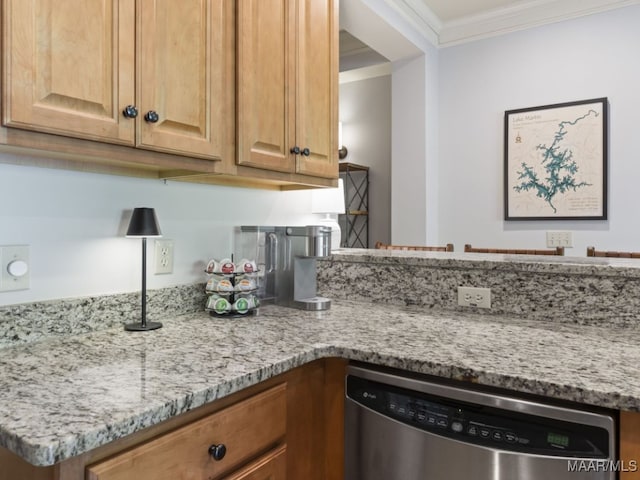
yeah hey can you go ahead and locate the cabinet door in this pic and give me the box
[236,0,297,173]
[620,411,640,479]
[2,0,135,144]
[86,384,286,480]
[137,0,233,160]
[223,445,286,480]
[295,0,338,178]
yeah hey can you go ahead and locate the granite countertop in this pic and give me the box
[2,300,640,466]
[331,248,640,277]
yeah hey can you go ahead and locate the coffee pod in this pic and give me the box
[206,276,234,293]
[245,295,260,309]
[205,259,217,274]
[206,294,221,309]
[217,278,234,292]
[208,296,231,314]
[205,276,217,292]
[235,277,256,292]
[233,297,250,314]
[237,258,257,273]
[219,258,235,274]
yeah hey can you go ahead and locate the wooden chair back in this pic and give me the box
[464,244,564,256]
[375,241,454,252]
[586,247,640,258]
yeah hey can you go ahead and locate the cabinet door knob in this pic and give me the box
[208,443,227,461]
[290,146,300,155]
[301,147,310,156]
[144,110,160,123]
[122,105,138,118]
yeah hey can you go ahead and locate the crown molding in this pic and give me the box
[382,0,441,45]
[439,0,640,46]
[382,0,640,47]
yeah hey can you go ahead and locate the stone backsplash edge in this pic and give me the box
[317,253,640,327]
[0,284,207,348]
[4,251,640,348]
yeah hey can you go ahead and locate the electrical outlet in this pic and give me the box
[0,245,30,292]
[457,286,491,309]
[546,231,573,248]
[154,240,174,274]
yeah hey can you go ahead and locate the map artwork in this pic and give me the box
[505,98,607,220]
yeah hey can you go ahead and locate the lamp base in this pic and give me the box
[125,321,163,332]
[317,214,342,251]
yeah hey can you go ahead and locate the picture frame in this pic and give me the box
[504,97,608,220]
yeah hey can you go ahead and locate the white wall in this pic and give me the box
[0,157,318,306]
[390,40,440,246]
[340,73,392,246]
[438,5,640,255]
[391,55,428,244]
[340,0,439,247]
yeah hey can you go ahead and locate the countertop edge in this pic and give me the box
[11,340,638,467]
[7,343,337,467]
[4,299,639,467]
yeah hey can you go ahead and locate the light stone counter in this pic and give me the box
[329,248,640,276]
[319,249,640,326]
[2,300,640,466]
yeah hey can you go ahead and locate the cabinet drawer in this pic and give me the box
[223,445,286,480]
[86,383,286,480]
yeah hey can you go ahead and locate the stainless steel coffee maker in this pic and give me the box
[234,225,332,310]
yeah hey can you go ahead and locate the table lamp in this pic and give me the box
[125,207,163,331]
[311,179,345,251]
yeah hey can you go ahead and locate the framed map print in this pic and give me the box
[504,98,608,220]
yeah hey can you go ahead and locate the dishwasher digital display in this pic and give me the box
[548,432,570,448]
[347,374,610,458]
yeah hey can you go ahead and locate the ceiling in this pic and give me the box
[339,31,389,72]
[339,0,638,70]
[366,0,640,46]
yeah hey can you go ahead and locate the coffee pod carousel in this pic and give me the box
[204,257,260,317]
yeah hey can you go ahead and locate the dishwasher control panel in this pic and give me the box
[347,374,610,458]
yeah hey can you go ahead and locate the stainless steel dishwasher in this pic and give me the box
[345,364,617,480]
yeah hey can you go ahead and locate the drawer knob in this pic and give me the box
[290,146,300,155]
[144,110,160,123]
[301,147,310,156]
[122,105,138,118]
[208,443,227,461]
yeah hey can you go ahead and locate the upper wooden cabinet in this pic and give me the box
[2,0,233,162]
[2,0,136,144]
[237,0,338,179]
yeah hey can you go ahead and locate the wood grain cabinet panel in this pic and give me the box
[223,445,286,480]
[236,0,296,174]
[2,0,135,144]
[620,410,640,479]
[86,384,286,480]
[136,0,233,160]
[237,0,338,179]
[3,0,233,162]
[294,0,338,178]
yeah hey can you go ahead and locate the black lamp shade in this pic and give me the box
[126,208,162,238]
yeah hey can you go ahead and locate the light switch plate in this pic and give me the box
[0,245,30,292]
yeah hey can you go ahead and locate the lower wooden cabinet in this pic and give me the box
[0,358,345,480]
[86,384,286,480]
[223,445,286,480]
[620,410,640,479]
